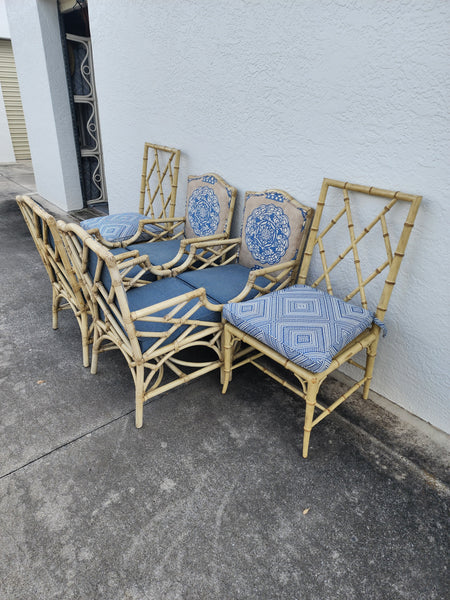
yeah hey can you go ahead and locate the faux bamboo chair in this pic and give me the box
[57,220,223,428]
[79,142,181,245]
[170,189,314,305]
[16,195,92,367]
[221,179,422,458]
[121,173,238,278]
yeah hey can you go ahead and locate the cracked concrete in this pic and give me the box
[0,162,448,599]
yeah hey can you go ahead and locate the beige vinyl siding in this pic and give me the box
[0,38,30,159]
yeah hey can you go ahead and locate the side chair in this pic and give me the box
[16,195,92,367]
[57,220,224,428]
[79,142,181,245]
[221,179,422,458]
[171,189,314,305]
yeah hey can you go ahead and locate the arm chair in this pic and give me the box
[15,195,92,367]
[79,142,181,245]
[57,221,224,428]
[221,179,422,458]
[170,189,314,306]
[120,173,238,280]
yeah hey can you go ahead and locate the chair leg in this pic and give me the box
[221,325,233,393]
[52,286,59,330]
[303,379,319,458]
[135,363,145,428]
[80,311,90,368]
[363,335,380,400]
[90,327,100,375]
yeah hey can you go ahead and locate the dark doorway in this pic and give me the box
[58,0,108,213]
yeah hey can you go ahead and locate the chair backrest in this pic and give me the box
[16,195,85,310]
[297,178,422,321]
[139,142,181,219]
[184,173,237,239]
[238,189,314,276]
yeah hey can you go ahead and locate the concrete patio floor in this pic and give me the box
[0,161,448,599]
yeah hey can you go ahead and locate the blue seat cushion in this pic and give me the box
[223,284,386,373]
[176,264,271,304]
[80,212,159,243]
[126,278,221,353]
[126,239,184,268]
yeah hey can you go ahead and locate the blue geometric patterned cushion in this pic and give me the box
[80,212,159,243]
[223,285,386,373]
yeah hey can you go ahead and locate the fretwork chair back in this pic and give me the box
[221,178,422,457]
[121,173,238,278]
[15,195,92,367]
[57,220,223,428]
[172,189,314,305]
[79,142,181,245]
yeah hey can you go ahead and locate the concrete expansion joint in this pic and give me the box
[0,409,135,482]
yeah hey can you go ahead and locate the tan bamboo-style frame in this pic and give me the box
[57,220,223,427]
[16,195,93,367]
[91,142,181,247]
[170,189,315,301]
[221,178,422,458]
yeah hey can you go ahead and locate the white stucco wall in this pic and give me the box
[87,0,449,433]
[0,0,10,37]
[5,0,82,210]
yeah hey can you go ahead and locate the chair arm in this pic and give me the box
[130,286,221,321]
[115,251,171,287]
[127,217,186,245]
[171,238,242,275]
[228,259,298,303]
[85,227,123,249]
[157,233,229,270]
[86,218,186,248]
[130,286,223,360]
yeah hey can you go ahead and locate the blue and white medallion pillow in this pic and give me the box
[184,174,233,239]
[245,204,291,265]
[239,191,308,269]
[223,284,386,373]
[80,212,158,243]
[187,186,220,236]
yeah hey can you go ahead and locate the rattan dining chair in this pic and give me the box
[79,142,181,245]
[57,220,223,428]
[221,179,422,458]
[16,195,92,367]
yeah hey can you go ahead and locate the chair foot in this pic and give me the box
[82,343,90,368]
[302,380,319,459]
[135,403,143,428]
[90,353,98,374]
[221,366,231,393]
[302,432,311,458]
